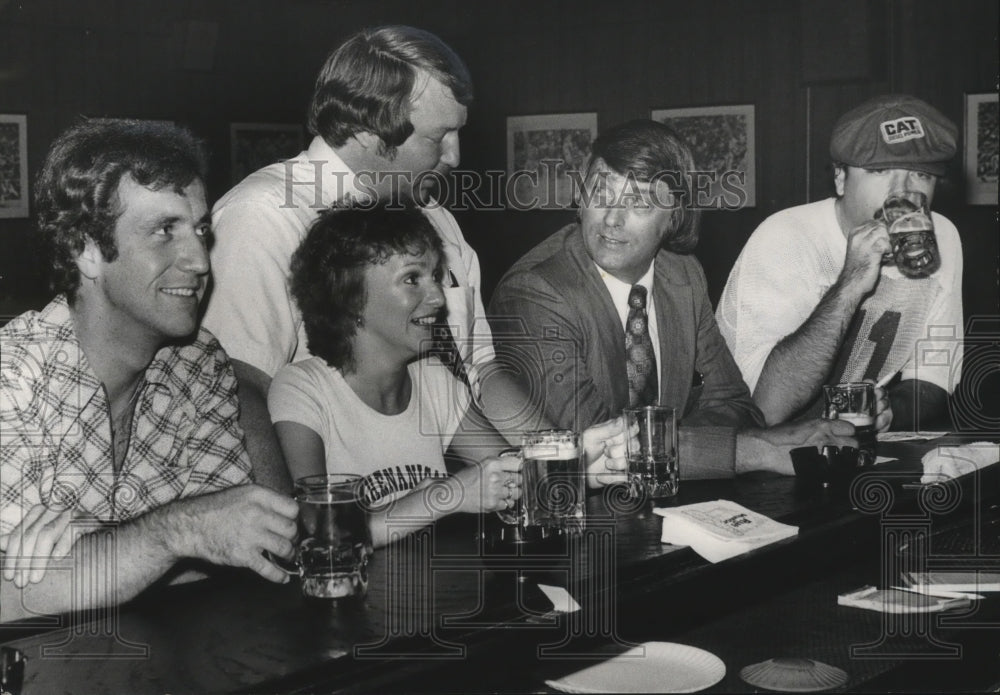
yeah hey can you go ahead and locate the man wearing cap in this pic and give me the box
[717,94,962,430]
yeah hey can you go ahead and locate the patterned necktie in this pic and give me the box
[625,284,658,407]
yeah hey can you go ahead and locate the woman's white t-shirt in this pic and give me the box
[268,357,470,505]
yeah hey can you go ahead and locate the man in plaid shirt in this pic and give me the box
[0,120,298,622]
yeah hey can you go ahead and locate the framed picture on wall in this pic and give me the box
[964,92,998,205]
[230,123,305,185]
[651,104,756,209]
[0,114,29,219]
[506,112,598,209]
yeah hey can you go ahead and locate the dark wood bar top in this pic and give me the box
[2,438,998,694]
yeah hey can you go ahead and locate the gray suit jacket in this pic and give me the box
[489,223,764,479]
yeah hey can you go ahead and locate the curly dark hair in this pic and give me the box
[307,25,473,158]
[290,202,445,371]
[34,118,208,298]
[585,119,702,253]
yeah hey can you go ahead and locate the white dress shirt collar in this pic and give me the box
[595,261,661,368]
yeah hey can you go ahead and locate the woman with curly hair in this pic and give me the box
[268,203,524,547]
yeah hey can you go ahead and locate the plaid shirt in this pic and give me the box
[0,295,252,533]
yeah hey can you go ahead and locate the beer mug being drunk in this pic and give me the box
[874,189,940,278]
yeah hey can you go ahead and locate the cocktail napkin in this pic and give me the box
[653,500,798,563]
[837,585,970,613]
[920,442,1000,484]
[902,571,1000,593]
[537,584,581,613]
[878,431,948,442]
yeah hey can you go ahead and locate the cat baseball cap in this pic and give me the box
[830,94,957,176]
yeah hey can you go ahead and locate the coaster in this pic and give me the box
[739,657,848,692]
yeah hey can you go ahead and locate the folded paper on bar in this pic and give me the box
[653,500,798,563]
[921,442,1000,484]
[537,584,582,613]
[837,585,970,613]
[902,571,1000,593]
[878,431,948,442]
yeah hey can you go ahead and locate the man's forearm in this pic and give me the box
[679,425,739,479]
[753,281,866,425]
[1,513,178,622]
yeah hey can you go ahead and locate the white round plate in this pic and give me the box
[545,642,726,694]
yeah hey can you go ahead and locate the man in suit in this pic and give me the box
[490,120,858,477]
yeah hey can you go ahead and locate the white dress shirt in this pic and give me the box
[595,262,662,370]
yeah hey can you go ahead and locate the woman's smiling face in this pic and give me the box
[357,249,446,362]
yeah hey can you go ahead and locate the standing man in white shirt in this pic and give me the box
[203,26,587,491]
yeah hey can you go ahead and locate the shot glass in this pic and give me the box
[521,429,584,528]
[623,406,679,500]
[822,383,877,466]
[293,474,373,599]
[875,190,940,278]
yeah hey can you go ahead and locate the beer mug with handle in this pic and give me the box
[294,474,373,599]
[875,189,940,278]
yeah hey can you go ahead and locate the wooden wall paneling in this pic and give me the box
[117,0,181,32]
[800,0,883,84]
[620,20,647,123]
[684,7,713,107]
[759,1,802,211]
[968,0,1000,88]
[51,27,87,113]
[0,17,30,106]
[556,24,583,114]
[92,22,121,115]
[645,18,692,113]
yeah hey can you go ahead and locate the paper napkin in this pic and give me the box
[653,500,798,563]
[921,442,1000,484]
[537,584,582,613]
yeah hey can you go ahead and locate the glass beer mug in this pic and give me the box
[874,190,940,278]
[294,474,373,599]
[520,429,584,528]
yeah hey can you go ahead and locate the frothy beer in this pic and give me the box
[823,381,878,468]
[876,191,940,278]
[836,412,877,465]
[521,430,584,528]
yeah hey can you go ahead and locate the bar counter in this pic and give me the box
[2,438,998,694]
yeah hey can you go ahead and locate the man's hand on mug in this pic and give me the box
[166,484,299,584]
[872,383,893,432]
[737,418,857,475]
[840,219,891,295]
[582,416,629,488]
